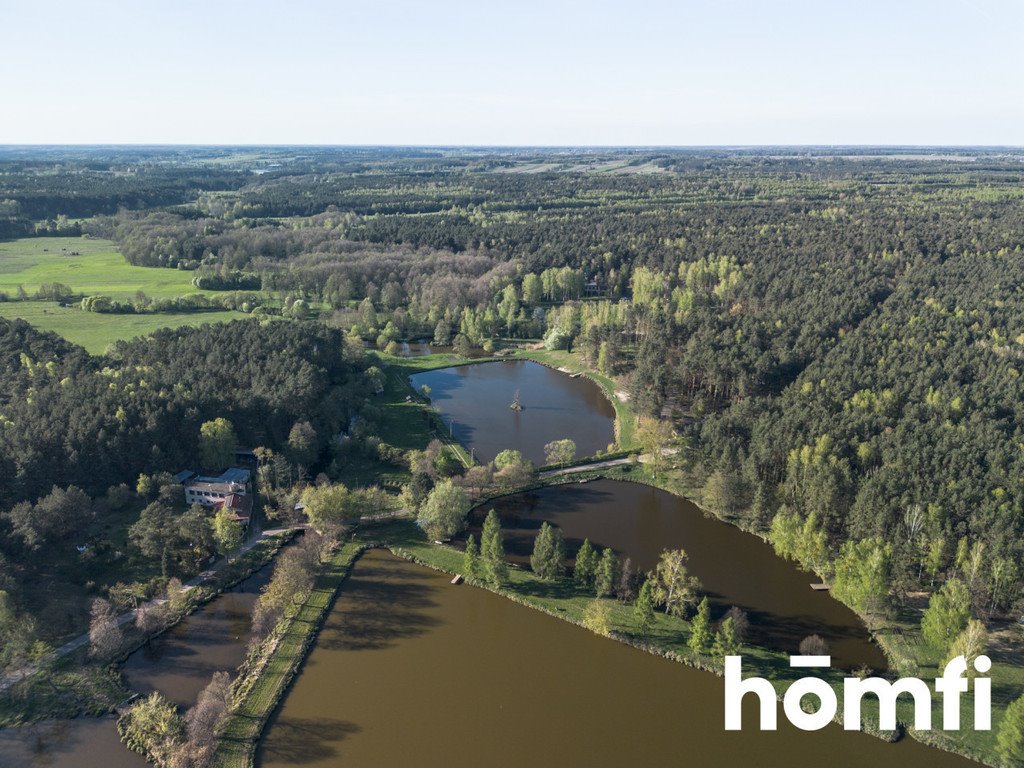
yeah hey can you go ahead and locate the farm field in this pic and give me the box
[0,236,215,300]
[0,301,243,353]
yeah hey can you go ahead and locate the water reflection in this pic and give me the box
[122,564,274,706]
[471,479,887,670]
[314,562,442,652]
[410,361,616,464]
[0,717,146,768]
[0,556,276,766]
[257,550,978,768]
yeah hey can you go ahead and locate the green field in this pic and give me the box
[0,236,214,299]
[0,301,243,354]
[0,236,246,352]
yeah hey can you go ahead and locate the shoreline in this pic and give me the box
[214,357,997,768]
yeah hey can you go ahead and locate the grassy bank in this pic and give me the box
[560,466,1018,766]
[211,505,1006,767]
[212,539,364,768]
[333,350,479,487]
[367,515,1001,763]
[377,354,474,467]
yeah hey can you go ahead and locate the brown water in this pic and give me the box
[257,550,977,768]
[0,717,146,768]
[121,563,273,706]
[409,360,616,464]
[471,479,886,670]
[0,560,274,768]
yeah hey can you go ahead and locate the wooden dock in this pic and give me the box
[810,583,829,591]
[451,574,464,585]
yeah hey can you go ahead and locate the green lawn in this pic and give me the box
[0,237,216,300]
[0,301,243,354]
[331,351,476,488]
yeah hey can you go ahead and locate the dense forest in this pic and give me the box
[0,315,370,642]
[2,145,1024,642]
[0,318,362,506]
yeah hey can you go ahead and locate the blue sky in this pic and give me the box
[2,0,1022,145]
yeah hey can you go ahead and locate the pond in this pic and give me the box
[470,479,886,670]
[257,549,976,768]
[0,716,146,768]
[409,360,616,465]
[121,562,273,706]
[0,556,274,767]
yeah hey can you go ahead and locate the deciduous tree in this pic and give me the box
[184,671,232,750]
[997,694,1024,766]
[212,507,244,557]
[583,599,612,637]
[616,556,637,602]
[921,578,970,659]
[118,692,183,766]
[831,537,891,626]
[89,597,123,660]
[418,480,470,541]
[198,418,237,471]
[944,619,988,677]
[649,549,700,617]
[543,439,576,467]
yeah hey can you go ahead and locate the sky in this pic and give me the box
[1,0,1022,145]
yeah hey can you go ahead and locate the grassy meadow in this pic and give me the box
[0,301,242,354]
[0,236,213,299]
[0,236,244,352]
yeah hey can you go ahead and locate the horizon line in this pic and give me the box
[2,143,1024,150]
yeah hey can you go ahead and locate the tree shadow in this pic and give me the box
[315,563,442,652]
[256,717,361,765]
[513,579,583,601]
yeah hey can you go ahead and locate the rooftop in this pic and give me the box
[216,492,253,523]
[185,467,251,486]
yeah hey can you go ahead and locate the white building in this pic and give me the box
[181,467,251,508]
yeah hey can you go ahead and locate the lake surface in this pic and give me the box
[409,360,616,464]
[471,479,886,670]
[0,557,274,767]
[257,550,976,768]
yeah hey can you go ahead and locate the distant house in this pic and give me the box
[181,468,251,508]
